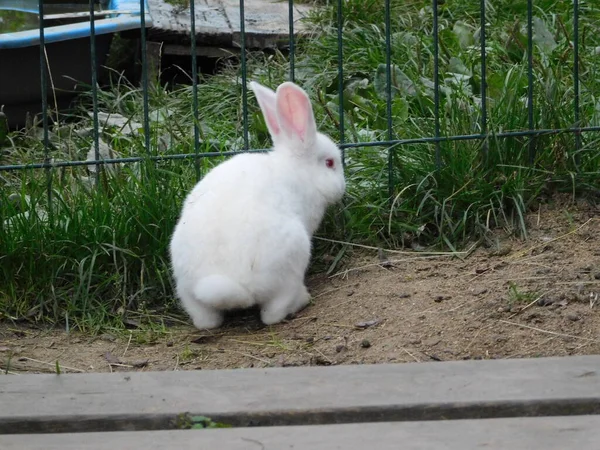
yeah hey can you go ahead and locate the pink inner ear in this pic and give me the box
[277,86,310,142]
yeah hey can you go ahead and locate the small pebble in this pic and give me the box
[423,337,441,347]
[360,339,371,349]
[99,333,116,342]
[355,319,380,329]
[312,356,331,366]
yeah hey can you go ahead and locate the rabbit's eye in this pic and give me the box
[325,158,335,168]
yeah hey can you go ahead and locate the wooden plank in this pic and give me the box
[162,43,239,58]
[146,0,314,48]
[146,41,163,84]
[1,415,600,449]
[0,356,599,434]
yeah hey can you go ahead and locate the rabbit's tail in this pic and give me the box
[194,275,253,310]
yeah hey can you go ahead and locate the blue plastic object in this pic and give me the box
[0,0,152,49]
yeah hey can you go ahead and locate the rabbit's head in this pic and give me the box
[250,81,346,206]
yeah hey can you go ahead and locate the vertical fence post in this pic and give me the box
[38,1,53,223]
[334,0,348,238]
[384,0,394,198]
[432,0,440,170]
[336,0,345,163]
[288,0,295,82]
[527,0,535,164]
[479,0,488,161]
[140,0,151,156]
[240,0,249,150]
[190,0,201,179]
[89,0,100,182]
[573,0,581,167]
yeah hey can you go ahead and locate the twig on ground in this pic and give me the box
[314,236,471,256]
[508,218,595,260]
[319,322,355,329]
[222,350,271,365]
[499,320,600,343]
[504,336,556,359]
[312,285,345,299]
[463,323,496,352]
[18,357,85,373]
[402,347,421,363]
[122,331,133,357]
[507,291,553,319]
[330,255,456,278]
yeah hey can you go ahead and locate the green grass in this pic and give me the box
[1,0,599,330]
[507,282,539,308]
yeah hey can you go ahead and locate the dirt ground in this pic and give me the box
[1,195,599,374]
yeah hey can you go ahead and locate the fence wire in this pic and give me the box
[0,0,598,198]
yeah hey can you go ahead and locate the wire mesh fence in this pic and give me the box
[1,0,598,174]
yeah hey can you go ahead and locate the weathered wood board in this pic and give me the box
[2,415,600,449]
[1,355,599,434]
[146,0,315,50]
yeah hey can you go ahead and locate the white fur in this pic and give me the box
[169,81,346,330]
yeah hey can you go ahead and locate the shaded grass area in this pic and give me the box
[1,0,599,330]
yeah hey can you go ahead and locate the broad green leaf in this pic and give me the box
[532,16,557,54]
[448,57,472,77]
[453,21,475,49]
[374,64,416,99]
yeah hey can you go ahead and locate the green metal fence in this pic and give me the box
[1,0,599,201]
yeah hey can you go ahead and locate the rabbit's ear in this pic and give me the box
[249,81,281,139]
[275,82,317,149]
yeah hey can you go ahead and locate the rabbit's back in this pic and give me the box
[170,152,312,305]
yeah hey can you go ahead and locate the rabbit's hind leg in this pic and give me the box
[260,283,310,325]
[181,292,225,330]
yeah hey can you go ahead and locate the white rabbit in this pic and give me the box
[169,81,346,330]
